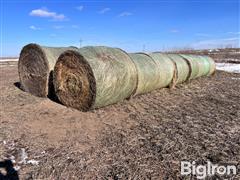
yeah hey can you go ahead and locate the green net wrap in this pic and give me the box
[179,54,215,78]
[53,46,137,111]
[19,43,216,111]
[195,55,211,76]
[18,43,77,97]
[179,54,200,80]
[167,54,190,84]
[129,53,161,96]
[205,56,216,75]
[148,53,175,88]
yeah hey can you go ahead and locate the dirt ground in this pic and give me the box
[0,62,240,179]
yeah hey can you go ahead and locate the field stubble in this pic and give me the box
[0,61,240,179]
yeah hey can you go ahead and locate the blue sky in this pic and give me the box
[1,0,239,57]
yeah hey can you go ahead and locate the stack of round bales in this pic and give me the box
[53,50,215,111]
[18,44,78,97]
[53,46,137,111]
[18,43,216,111]
[179,54,216,78]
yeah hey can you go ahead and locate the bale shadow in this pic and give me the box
[0,160,19,180]
[47,71,62,104]
[13,72,62,105]
[13,82,23,91]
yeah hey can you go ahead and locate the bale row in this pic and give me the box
[18,44,216,111]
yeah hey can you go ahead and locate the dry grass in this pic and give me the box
[0,62,240,179]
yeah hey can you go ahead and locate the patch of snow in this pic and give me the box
[19,148,28,164]
[231,51,240,54]
[0,59,18,62]
[14,165,21,171]
[0,64,17,67]
[12,148,40,166]
[216,63,240,73]
[41,151,46,154]
[231,77,240,80]
[10,155,15,160]
[27,159,39,165]
[7,156,16,163]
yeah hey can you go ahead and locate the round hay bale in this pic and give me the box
[179,54,200,80]
[195,55,211,76]
[18,43,77,97]
[205,56,216,75]
[167,54,190,84]
[148,53,175,88]
[129,53,161,96]
[53,46,137,111]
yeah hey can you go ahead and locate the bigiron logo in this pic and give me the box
[181,161,238,179]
